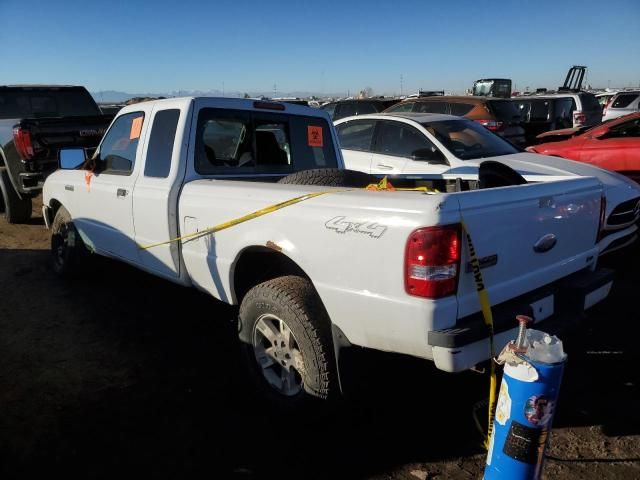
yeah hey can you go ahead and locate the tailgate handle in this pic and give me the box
[376,164,393,170]
[116,188,128,198]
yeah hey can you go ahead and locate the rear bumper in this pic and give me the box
[428,267,614,372]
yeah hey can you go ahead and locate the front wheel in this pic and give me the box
[238,276,338,410]
[50,206,88,277]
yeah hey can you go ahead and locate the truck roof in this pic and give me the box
[117,97,331,119]
[0,85,88,89]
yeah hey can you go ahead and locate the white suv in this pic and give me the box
[602,91,640,121]
[524,91,602,128]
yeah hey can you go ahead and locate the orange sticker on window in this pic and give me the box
[130,116,143,140]
[307,126,323,147]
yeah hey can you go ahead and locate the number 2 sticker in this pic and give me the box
[307,126,323,147]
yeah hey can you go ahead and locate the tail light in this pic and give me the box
[597,195,607,243]
[405,225,461,299]
[573,112,586,126]
[12,127,34,160]
[474,119,504,132]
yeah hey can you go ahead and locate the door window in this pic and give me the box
[336,120,376,151]
[97,112,144,175]
[374,121,434,158]
[608,118,640,138]
[611,94,639,109]
[144,109,180,178]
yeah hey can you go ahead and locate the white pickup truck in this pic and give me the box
[43,97,614,407]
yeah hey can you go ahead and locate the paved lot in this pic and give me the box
[1,198,639,479]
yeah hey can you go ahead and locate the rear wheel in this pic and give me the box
[238,276,338,410]
[0,168,32,223]
[277,168,373,188]
[50,206,88,277]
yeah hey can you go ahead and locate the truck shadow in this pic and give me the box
[0,245,638,479]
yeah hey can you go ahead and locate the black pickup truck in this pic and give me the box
[0,85,113,223]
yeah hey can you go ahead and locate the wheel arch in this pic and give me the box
[232,247,351,395]
[232,246,311,305]
[44,198,64,227]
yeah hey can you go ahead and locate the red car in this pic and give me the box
[527,113,640,183]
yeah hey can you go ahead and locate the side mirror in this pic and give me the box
[411,147,448,165]
[59,148,86,169]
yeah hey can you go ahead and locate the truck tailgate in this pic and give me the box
[454,177,603,319]
[19,115,113,154]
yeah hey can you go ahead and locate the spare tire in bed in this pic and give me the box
[277,168,374,188]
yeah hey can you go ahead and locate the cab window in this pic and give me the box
[97,112,144,175]
[195,108,338,175]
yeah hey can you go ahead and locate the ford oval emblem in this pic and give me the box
[533,234,557,253]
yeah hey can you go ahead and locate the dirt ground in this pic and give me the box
[0,197,638,479]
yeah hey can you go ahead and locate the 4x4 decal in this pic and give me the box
[325,216,387,239]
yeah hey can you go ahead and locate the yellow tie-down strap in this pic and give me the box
[138,176,437,250]
[462,219,497,449]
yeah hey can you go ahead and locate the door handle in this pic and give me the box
[116,188,128,198]
[376,164,393,170]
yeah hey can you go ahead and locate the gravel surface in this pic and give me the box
[1,197,638,479]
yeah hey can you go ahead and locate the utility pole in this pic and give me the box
[400,74,403,96]
[273,84,277,98]
[222,81,225,97]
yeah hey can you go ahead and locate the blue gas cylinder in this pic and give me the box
[484,331,566,480]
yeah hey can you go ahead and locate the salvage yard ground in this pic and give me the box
[1,197,639,479]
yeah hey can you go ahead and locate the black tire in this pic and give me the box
[0,168,32,223]
[50,206,88,277]
[277,168,373,188]
[238,275,338,411]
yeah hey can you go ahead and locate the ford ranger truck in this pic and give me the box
[42,97,613,408]
[0,85,113,223]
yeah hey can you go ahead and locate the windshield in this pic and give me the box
[421,119,519,160]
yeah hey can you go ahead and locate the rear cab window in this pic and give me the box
[195,108,338,175]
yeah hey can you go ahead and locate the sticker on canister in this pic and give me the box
[524,395,553,426]
[495,379,512,426]
[307,126,323,147]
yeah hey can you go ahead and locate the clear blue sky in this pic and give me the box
[2,0,639,95]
